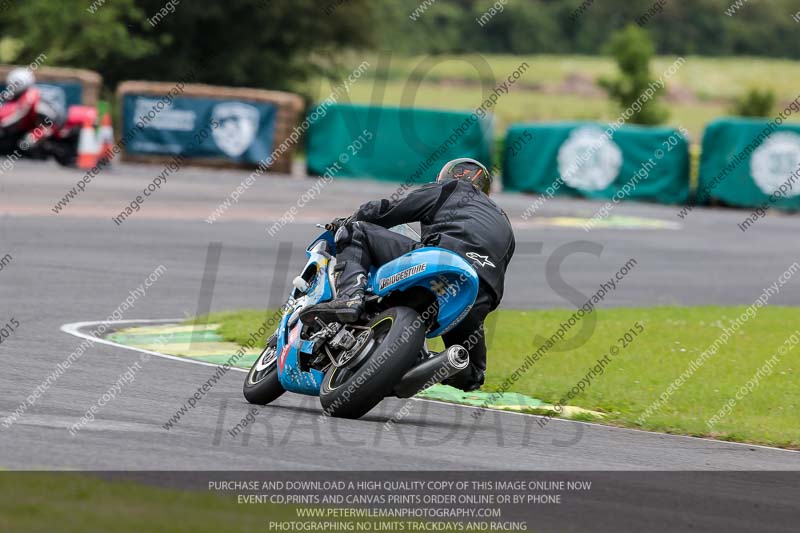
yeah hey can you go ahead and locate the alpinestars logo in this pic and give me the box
[379,264,427,290]
[353,273,367,290]
[466,252,495,268]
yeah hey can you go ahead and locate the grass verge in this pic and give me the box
[317,54,800,137]
[0,473,295,532]
[0,473,474,532]
[195,306,799,449]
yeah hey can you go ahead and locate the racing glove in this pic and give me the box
[325,216,351,232]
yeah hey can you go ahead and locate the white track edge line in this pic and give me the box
[61,319,798,455]
[409,398,798,454]
[60,319,247,373]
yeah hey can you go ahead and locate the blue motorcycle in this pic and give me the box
[243,224,479,419]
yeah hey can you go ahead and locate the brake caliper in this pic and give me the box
[329,328,357,352]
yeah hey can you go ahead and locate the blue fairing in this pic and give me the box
[307,229,336,255]
[275,230,333,395]
[277,319,324,395]
[275,229,478,396]
[369,247,479,337]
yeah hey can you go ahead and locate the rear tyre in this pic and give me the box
[319,306,425,419]
[51,137,79,167]
[243,334,285,405]
[53,146,77,167]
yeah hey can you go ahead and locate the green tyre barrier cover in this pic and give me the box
[503,122,689,204]
[306,103,493,182]
[698,118,800,210]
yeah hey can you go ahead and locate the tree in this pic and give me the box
[119,0,374,91]
[0,0,374,92]
[1,0,154,68]
[599,24,668,125]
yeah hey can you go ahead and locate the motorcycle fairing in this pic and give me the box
[275,234,333,394]
[368,247,479,337]
[276,319,323,394]
[275,230,479,396]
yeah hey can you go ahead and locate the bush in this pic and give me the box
[729,88,776,117]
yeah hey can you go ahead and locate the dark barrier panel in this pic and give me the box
[117,82,303,173]
[0,65,102,113]
[121,94,277,163]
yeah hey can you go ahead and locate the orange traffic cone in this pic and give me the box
[76,115,99,170]
[98,112,115,164]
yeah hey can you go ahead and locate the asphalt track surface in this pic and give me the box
[1,160,798,476]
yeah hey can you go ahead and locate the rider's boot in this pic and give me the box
[300,261,367,325]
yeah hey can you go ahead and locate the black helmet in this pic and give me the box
[437,158,492,195]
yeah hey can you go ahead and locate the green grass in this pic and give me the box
[0,473,297,532]
[0,473,479,532]
[188,309,278,347]
[315,54,800,139]
[197,306,800,449]
[331,53,800,102]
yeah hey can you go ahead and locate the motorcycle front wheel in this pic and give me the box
[243,334,285,405]
[319,306,425,419]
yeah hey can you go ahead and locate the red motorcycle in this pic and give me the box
[0,86,96,167]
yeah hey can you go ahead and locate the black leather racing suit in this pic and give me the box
[334,178,515,391]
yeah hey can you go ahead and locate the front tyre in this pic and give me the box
[320,306,425,419]
[243,334,285,405]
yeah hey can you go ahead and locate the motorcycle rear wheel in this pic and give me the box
[319,306,424,419]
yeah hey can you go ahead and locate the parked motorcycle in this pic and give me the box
[244,224,479,419]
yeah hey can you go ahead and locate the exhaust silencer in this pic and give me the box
[393,345,470,399]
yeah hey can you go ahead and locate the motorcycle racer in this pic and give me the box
[300,158,516,391]
[0,68,59,152]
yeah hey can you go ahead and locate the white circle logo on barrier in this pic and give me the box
[211,102,260,158]
[557,126,623,191]
[750,132,800,197]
